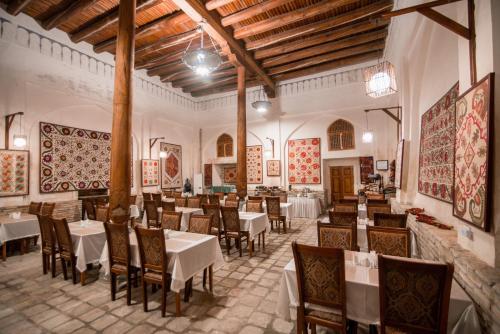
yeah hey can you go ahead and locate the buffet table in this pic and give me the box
[288,196,321,219]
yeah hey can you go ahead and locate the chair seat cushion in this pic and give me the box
[226,231,249,238]
[268,214,286,221]
[305,308,343,324]
[144,271,164,283]
[110,264,128,274]
[384,326,407,334]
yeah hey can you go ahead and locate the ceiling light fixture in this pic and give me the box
[363,61,397,98]
[252,88,272,113]
[362,111,373,143]
[182,22,221,77]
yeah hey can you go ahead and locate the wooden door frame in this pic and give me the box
[329,165,354,203]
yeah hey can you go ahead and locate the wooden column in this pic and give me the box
[109,0,136,216]
[236,66,247,198]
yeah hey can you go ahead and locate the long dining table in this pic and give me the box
[100,229,224,316]
[276,251,480,333]
[0,213,39,261]
[141,207,203,230]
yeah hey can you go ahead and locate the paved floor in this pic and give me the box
[0,218,325,334]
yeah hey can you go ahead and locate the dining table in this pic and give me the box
[142,207,203,230]
[241,202,293,222]
[276,251,480,334]
[100,229,224,316]
[0,213,40,261]
[288,196,321,219]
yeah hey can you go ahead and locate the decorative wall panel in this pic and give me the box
[453,73,494,231]
[267,160,280,177]
[246,145,263,184]
[223,166,237,184]
[359,156,374,184]
[418,82,459,203]
[141,159,159,187]
[160,143,182,189]
[204,164,212,187]
[395,140,405,189]
[0,150,29,197]
[288,138,321,184]
[40,122,111,193]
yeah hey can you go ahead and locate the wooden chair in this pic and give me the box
[367,226,411,258]
[333,202,357,214]
[367,193,385,201]
[187,197,201,208]
[83,200,96,220]
[368,198,388,205]
[278,192,288,203]
[161,201,175,212]
[221,206,251,257]
[142,192,153,201]
[248,196,262,201]
[41,202,56,217]
[109,214,131,225]
[317,221,358,251]
[135,226,171,317]
[188,214,212,235]
[378,255,454,334]
[203,204,223,243]
[226,193,238,201]
[52,218,77,284]
[162,190,173,198]
[197,194,209,206]
[37,214,58,277]
[103,222,138,305]
[225,199,239,208]
[175,197,187,207]
[328,211,357,226]
[173,191,183,198]
[266,196,287,233]
[96,204,109,222]
[144,200,160,228]
[161,211,182,231]
[374,213,408,228]
[152,193,162,208]
[208,194,220,205]
[214,192,225,200]
[292,242,348,334]
[340,197,358,204]
[246,200,263,213]
[129,195,137,206]
[367,204,391,220]
[29,202,42,215]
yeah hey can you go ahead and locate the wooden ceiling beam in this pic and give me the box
[172,0,276,96]
[160,61,233,82]
[136,49,186,70]
[42,0,100,31]
[272,50,382,81]
[234,0,358,39]
[172,68,237,87]
[147,60,185,77]
[267,40,385,75]
[133,29,198,57]
[381,0,460,18]
[221,0,295,27]
[6,0,34,16]
[94,12,190,54]
[191,80,260,97]
[183,75,239,93]
[70,0,162,43]
[246,0,393,50]
[254,18,388,59]
[205,0,235,10]
[262,29,388,68]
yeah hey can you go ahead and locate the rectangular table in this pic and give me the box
[0,213,39,260]
[237,212,270,256]
[142,207,203,230]
[242,202,293,222]
[100,230,224,315]
[276,253,480,333]
[69,220,107,285]
[288,197,321,219]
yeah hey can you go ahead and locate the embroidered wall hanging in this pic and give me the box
[141,159,159,187]
[395,140,405,189]
[40,122,111,193]
[247,145,263,184]
[0,149,29,197]
[359,156,374,184]
[288,138,321,184]
[223,166,237,184]
[267,160,280,177]
[204,164,212,187]
[453,73,494,231]
[160,142,182,189]
[418,82,459,203]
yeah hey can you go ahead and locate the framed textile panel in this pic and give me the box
[267,160,280,177]
[160,142,182,189]
[359,156,374,184]
[0,150,29,197]
[376,160,388,171]
[395,140,405,189]
[223,166,237,184]
[453,73,494,231]
[40,122,111,193]
[418,82,459,203]
[247,145,263,184]
[204,164,212,187]
[288,138,321,184]
[141,159,159,187]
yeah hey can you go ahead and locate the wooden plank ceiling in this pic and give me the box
[3,0,393,97]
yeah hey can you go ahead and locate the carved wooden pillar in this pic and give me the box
[109,0,136,216]
[236,66,247,198]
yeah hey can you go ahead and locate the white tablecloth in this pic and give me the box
[242,203,293,222]
[288,197,321,219]
[100,230,224,292]
[238,212,270,241]
[69,220,107,272]
[358,204,367,219]
[130,205,140,218]
[276,255,480,333]
[0,213,39,244]
[142,207,203,230]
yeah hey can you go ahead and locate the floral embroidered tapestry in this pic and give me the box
[204,164,212,187]
[288,138,321,184]
[247,145,263,184]
[223,166,237,184]
[0,149,29,197]
[267,160,280,177]
[141,159,159,187]
[160,142,182,189]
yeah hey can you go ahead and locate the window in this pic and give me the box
[217,133,233,157]
[328,119,355,151]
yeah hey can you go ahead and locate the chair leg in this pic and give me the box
[111,273,116,301]
[126,273,132,306]
[42,254,47,275]
[248,239,253,257]
[51,253,57,278]
[72,262,78,285]
[239,238,242,257]
[262,232,265,250]
[226,235,231,255]
[161,284,167,317]
[61,258,68,280]
[209,265,213,293]
[283,219,287,233]
[368,324,378,334]
[203,269,207,288]
[311,323,317,334]
[142,282,148,312]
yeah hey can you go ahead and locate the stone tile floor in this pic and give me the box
[0,218,335,334]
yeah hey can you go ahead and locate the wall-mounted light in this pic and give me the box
[149,137,165,159]
[264,137,274,158]
[362,111,373,143]
[13,135,27,148]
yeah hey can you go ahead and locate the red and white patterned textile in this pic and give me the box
[160,142,182,189]
[287,138,321,184]
[141,159,159,186]
[0,150,29,197]
[246,145,262,184]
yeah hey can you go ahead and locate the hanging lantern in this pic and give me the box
[363,61,397,98]
[182,23,222,76]
[252,88,272,113]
